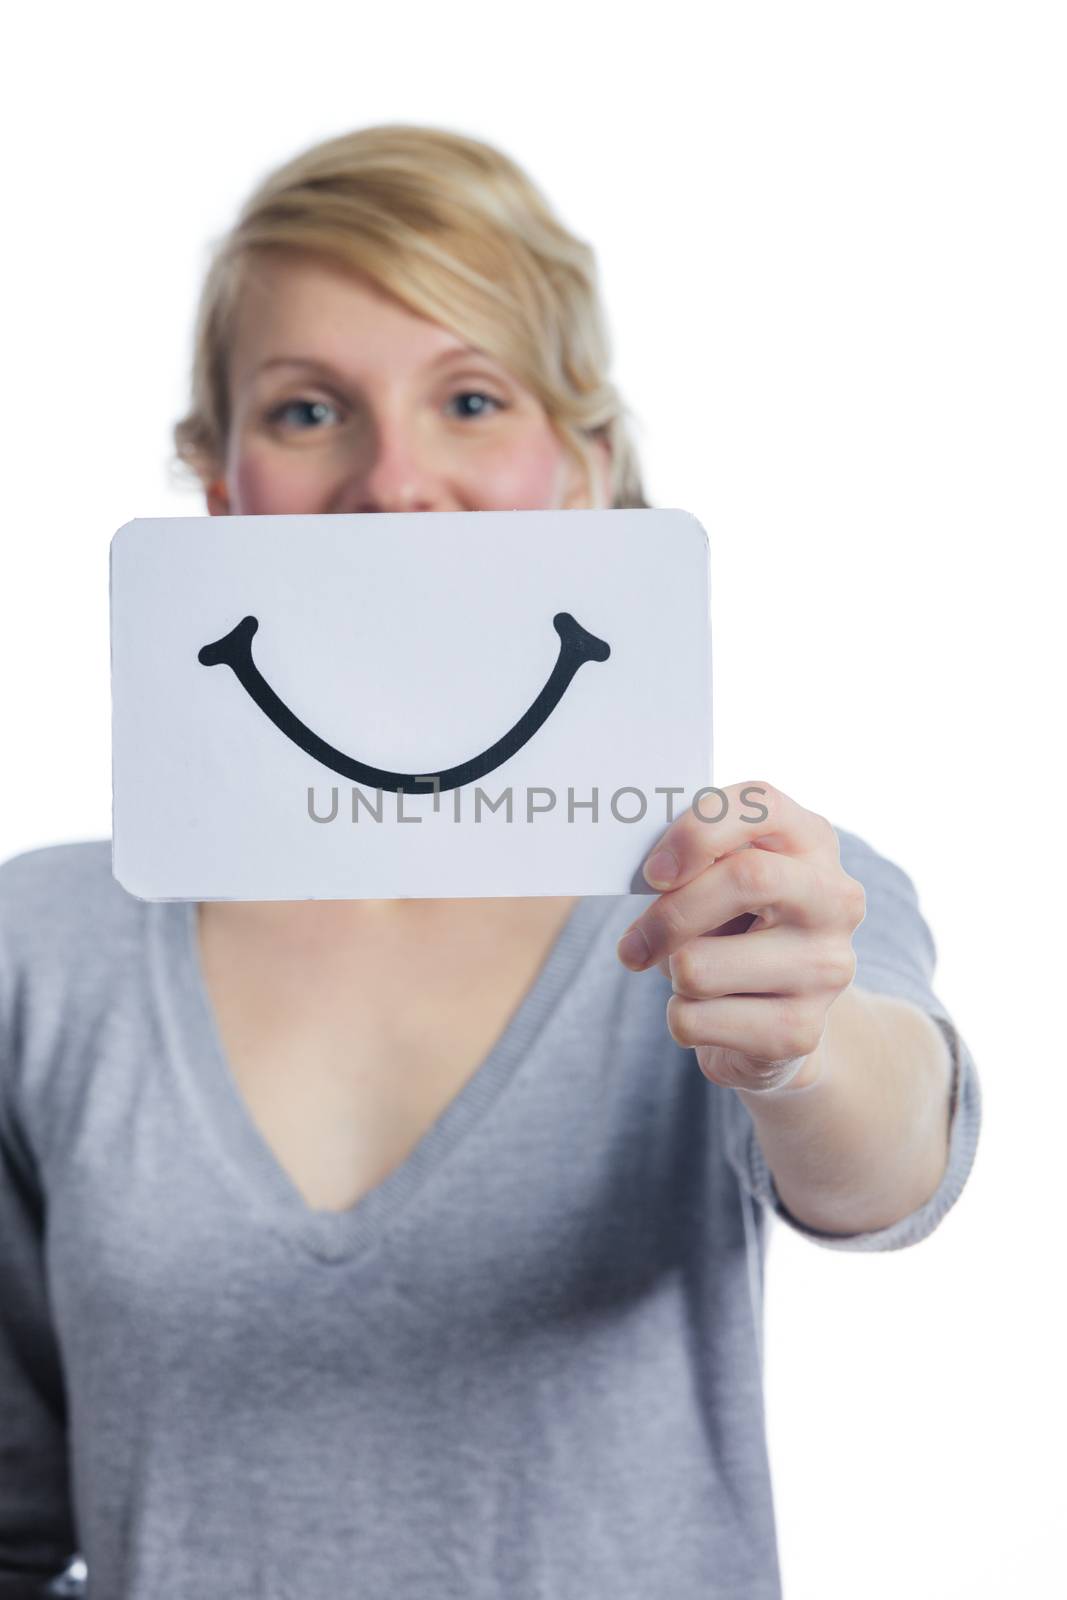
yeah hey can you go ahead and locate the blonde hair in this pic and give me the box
[171,123,650,510]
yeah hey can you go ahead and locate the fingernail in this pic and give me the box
[617,926,651,968]
[643,849,679,888]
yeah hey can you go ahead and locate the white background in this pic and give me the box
[2,2,1063,1593]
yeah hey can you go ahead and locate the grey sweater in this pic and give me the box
[0,831,981,1599]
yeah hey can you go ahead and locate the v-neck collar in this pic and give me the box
[147,892,619,1267]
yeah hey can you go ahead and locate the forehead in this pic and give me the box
[228,252,469,379]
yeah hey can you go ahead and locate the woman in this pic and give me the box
[0,124,981,1597]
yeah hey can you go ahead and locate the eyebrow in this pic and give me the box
[249,347,495,382]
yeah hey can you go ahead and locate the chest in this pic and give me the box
[195,903,575,1213]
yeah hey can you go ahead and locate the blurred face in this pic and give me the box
[208,252,610,517]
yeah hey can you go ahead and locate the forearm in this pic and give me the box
[736,984,955,1235]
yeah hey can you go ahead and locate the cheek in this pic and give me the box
[223,418,574,514]
[462,430,570,511]
[228,442,323,516]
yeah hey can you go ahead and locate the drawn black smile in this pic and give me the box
[197,612,611,793]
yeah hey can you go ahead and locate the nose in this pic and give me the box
[333,411,441,514]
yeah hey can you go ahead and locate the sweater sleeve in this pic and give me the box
[0,905,79,1595]
[719,825,982,1252]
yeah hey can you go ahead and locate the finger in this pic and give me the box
[665,992,828,1065]
[668,928,857,1000]
[618,850,828,972]
[652,911,759,978]
[695,1045,815,1094]
[640,780,838,893]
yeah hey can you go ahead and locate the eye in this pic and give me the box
[266,397,341,431]
[446,389,505,420]
[264,388,505,433]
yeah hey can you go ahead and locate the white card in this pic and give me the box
[109,508,713,900]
